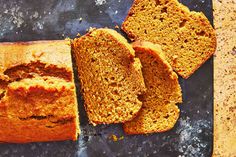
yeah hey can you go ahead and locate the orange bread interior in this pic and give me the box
[73,28,146,125]
[123,41,182,134]
[122,0,216,78]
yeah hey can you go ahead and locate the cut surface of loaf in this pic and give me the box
[122,0,216,78]
[0,40,79,143]
[73,28,146,125]
[123,41,182,134]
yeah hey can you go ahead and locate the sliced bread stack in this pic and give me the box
[72,0,216,133]
[73,29,183,134]
[122,0,216,78]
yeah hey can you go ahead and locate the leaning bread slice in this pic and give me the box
[73,28,146,125]
[123,41,182,134]
[122,0,216,78]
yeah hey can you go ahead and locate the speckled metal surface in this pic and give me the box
[0,0,214,157]
[213,0,236,156]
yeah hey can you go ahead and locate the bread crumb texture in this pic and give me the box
[0,40,79,143]
[73,28,146,125]
[122,0,216,78]
[123,41,182,134]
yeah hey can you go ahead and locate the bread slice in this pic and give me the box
[122,0,216,78]
[0,40,79,143]
[73,28,146,125]
[123,41,182,134]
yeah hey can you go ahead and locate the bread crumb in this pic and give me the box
[115,25,119,29]
[111,134,118,142]
[86,27,96,33]
[77,33,81,37]
[119,136,124,140]
[65,38,72,45]
[110,134,124,142]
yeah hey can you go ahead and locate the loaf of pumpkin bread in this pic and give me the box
[0,40,79,143]
[123,41,182,134]
[122,0,216,78]
[73,28,146,125]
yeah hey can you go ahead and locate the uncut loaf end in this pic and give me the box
[0,40,79,143]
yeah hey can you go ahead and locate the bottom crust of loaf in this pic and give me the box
[0,117,77,143]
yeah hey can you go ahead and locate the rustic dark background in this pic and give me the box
[0,0,213,156]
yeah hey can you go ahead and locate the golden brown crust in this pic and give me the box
[0,40,72,74]
[73,28,146,125]
[122,0,216,78]
[0,40,79,143]
[123,41,182,135]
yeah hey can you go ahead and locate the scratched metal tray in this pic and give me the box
[0,0,213,156]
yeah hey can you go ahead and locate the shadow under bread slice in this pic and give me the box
[0,40,79,143]
[73,28,146,125]
[123,41,182,135]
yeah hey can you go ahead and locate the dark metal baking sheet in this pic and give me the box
[0,0,213,156]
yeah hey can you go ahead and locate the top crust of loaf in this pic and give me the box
[0,40,72,73]
[73,28,146,125]
[122,0,216,78]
